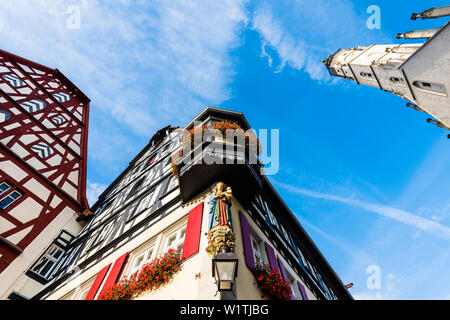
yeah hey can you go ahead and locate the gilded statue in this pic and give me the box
[206,182,236,257]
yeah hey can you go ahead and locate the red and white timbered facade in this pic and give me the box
[0,49,90,295]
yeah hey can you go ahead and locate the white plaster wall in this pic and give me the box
[0,206,82,300]
[8,197,42,225]
[0,159,28,182]
[23,178,51,202]
[402,25,450,126]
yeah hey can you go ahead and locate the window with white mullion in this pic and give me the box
[31,243,64,279]
[163,226,186,253]
[135,189,156,214]
[285,270,301,300]
[251,235,264,266]
[130,246,155,276]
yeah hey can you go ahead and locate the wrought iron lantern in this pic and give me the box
[212,246,238,292]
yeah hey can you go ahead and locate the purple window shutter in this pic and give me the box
[239,211,256,272]
[264,242,279,273]
[278,257,293,300]
[297,281,309,300]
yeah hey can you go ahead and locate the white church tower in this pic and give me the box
[323,6,450,137]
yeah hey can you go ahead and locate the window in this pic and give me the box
[0,191,19,208]
[390,76,405,84]
[89,222,113,249]
[130,246,155,276]
[30,244,65,280]
[0,181,22,209]
[360,72,373,78]
[27,231,75,283]
[163,226,186,252]
[413,80,447,95]
[0,181,11,195]
[266,206,281,231]
[286,271,302,300]
[167,175,179,192]
[148,155,156,166]
[127,196,147,221]
[128,177,145,196]
[162,143,170,152]
[251,235,265,266]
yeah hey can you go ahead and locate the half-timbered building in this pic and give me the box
[0,50,90,300]
[29,107,352,301]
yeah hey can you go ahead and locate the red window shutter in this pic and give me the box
[148,155,156,165]
[264,242,279,273]
[84,263,111,300]
[181,202,204,260]
[98,252,129,299]
[239,211,256,272]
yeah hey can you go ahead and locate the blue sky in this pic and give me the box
[1,0,449,299]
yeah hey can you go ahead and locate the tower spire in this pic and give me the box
[323,7,450,136]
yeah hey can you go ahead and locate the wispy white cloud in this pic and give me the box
[252,6,326,80]
[0,0,249,167]
[86,180,108,206]
[298,216,370,259]
[251,0,390,81]
[275,181,450,241]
